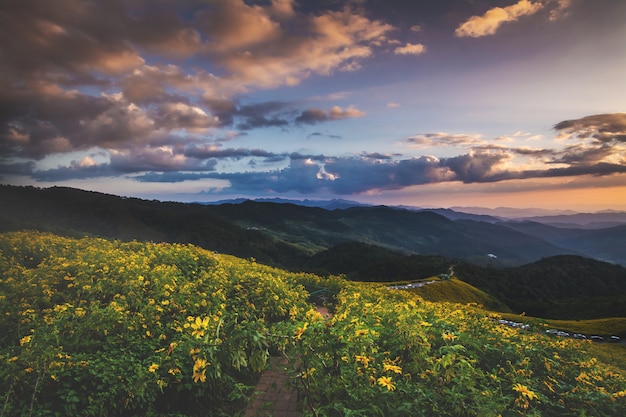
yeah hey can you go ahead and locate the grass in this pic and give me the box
[404,277,512,312]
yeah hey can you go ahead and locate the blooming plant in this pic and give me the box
[1,231,625,416]
[0,231,311,416]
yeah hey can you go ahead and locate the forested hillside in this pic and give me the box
[1,185,583,267]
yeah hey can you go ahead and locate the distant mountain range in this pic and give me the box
[203,197,626,228]
[1,185,625,267]
[200,197,370,210]
[2,184,625,319]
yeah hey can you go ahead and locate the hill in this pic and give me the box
[0,185,584,267]
[2,185,626,320]
[501,220,626,265]
[455,255,626,319]
[0,185,305,267]
[402,277,511,312]
[203,200,578,266]
[303,242,626,319]
[1,230,625,416]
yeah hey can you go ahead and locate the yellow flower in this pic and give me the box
[442,332,457,342]
[613,390,626,398]
[190,316,210,338]
[294,323,308,340]
[355,355,370,368]
[383,364,403,374]
[19,335,32,346]
[301,367,316,379]
[192,357,209,383]
[193,357,208,371]
[148,363,159,373]
[193,368,206,383]
[512,383,538,400]
[377,376,396,391]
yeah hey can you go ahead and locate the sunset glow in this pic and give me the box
[1,0,625,210]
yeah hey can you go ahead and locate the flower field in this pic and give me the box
[1,231,625,416]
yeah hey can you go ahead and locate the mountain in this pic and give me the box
[518,212,626,228]
[201,197,369,210]
[0,184,618,268]
[0,185,305,267]
[2,185,625,320]
[501,221,626,265]
[450,206,579,218]
[201,201,578,266]
[455,255,626,319]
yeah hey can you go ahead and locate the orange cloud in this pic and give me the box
[455,0,544,38]
[394,43,426,55]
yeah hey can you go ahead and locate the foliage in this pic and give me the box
[284,282,626,416]
[407,278,511,312]
[456,256,626,319]
[0,231,312,416]
[2,231,626,416]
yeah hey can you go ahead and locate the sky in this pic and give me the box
[1,0,625,211]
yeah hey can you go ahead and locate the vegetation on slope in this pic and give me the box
[1,231,626,416]
[456,256,626,319]
[0,231,313,416]
[0,185,581,267]
[406,277,511,312]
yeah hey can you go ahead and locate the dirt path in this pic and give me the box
[245,306,332,417]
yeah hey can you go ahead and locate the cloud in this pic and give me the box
[25,112,626,193]
[406,132,485,148]
[132,171,220,183]
[549,0,572,21]
[409,25,422,32]
[0,160,35,178]
[233,101,292,130]
[153,102,219,132]
[295,105,365,124]
[0,0,394,164]
[307,132,342,139]
[387,102,400,108]
[441,150,511,183]
[393,43,426,55]
[183,145,282,161]
[455,0,544,37]
[202,2,395,88]
[553,113,626,143]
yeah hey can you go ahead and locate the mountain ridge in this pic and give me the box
[2,184,625,319]
[1,184,624,266]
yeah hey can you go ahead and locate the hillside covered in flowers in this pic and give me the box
[1,231,625,416]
